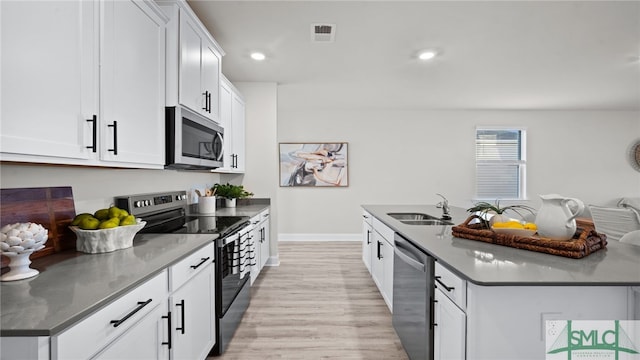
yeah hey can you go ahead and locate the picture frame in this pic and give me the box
[279,142,349,187]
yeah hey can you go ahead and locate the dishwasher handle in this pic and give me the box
[394,242,426,272]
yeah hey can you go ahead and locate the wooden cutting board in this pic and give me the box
[1,187,77,268]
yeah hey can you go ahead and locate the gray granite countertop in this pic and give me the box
[1,201,271,337]
[1,233,216,336]
[363,204,640,286]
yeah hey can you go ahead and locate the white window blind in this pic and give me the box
[476,128,526,199]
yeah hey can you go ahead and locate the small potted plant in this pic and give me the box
[212,183,253,208]
[467,200,536,227]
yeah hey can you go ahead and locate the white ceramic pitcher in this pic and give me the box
[535,194,585,240]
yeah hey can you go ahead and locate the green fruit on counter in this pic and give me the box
[71,213,94,226]
[118,209,130,220]
[98,218,119,229]
[78,217,100,230]
[120,215,137,226]
[94,208,110,221]
[108,206,125,219]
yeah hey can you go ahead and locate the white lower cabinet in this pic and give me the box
[362,211,394,312]
[371,222,394,311]
[52,270,169,360]
[362,210,373,272]
[169,243,216,360]
[434,289,466,360]
[94,303,169,360]
[250,208,270,285]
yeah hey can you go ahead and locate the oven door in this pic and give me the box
[165,106,224,170]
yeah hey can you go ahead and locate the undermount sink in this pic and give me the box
[387,213,454,226]
[399,219,454,226]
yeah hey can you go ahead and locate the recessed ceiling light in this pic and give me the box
[250,52,266,61]
[418,50,438,61]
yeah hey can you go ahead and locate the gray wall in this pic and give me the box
[0,165,221,214]
[233,82,279,260]
[277,108,640,235]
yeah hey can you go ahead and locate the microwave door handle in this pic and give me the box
[215,132,224,161]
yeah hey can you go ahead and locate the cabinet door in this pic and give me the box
[201,42,220,122]
[434,289,466,360]
[171,263,215,360]
[382,236,394,311]
[259,216,270,270]
[178,12,203,116]
[100,0,165,166]
[362,220,373,273]
[231,93,246,172]
[218,79,234,171]
[0,0,97,161]
[371,231,385,293]
[94,304,169,360]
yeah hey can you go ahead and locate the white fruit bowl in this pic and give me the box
[70,221,146,254]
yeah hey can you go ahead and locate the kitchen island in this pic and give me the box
[362,204,640,360]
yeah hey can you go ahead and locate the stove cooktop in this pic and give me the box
[172,216,250,237]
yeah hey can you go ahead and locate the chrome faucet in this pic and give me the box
[435,193,452,220]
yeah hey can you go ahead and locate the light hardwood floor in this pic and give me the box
[212,241,408,359]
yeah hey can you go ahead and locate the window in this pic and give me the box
[475,127,526,200]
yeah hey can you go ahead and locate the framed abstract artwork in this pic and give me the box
[279,142,348,187]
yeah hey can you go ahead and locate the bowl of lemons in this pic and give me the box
[491,220,538,238]
[70,206,146,254]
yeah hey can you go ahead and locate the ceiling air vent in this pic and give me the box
[311,23,336,42]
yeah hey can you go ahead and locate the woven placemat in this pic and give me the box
[451,215,607,259]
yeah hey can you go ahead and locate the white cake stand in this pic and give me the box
[1,250,39,281]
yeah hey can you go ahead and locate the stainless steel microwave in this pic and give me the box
[165,106,224,170]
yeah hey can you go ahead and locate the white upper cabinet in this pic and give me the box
[0,0,168,169]
[1,1,97,162]
[100,0,167,166]
[215,75,245,173]
[160,0,223,123]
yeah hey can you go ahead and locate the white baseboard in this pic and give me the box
[278,233,361,242]
[265,255,280,267]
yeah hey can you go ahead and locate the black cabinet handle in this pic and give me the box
[366,230,371,244]
[86,115,97,152]
[110,299,152,327]
[207,91,212,113]
[190,257,210,269]
[377,240,382,259]
[176,299,185,334]
[430,298,437,329]
[108,121,118,155]
[162,311,172,349]
[435,276,455,292]
[202,91,208,111]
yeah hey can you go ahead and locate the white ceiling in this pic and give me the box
[188,1,640,110]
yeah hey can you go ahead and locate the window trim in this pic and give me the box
[475,126,527,201]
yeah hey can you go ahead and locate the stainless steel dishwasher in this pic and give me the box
[392,233,434,360]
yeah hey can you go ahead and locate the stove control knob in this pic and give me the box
[145,200,151,206]
[135,201,142,208]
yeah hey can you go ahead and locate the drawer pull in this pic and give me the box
[435,276,455,292]
[190,257,210,269]
[110,299,152,327]
[162,311,172,349]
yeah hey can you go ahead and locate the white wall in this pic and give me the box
[0,164,221,213]
[277,109,640,234]
[233,82,279,260]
